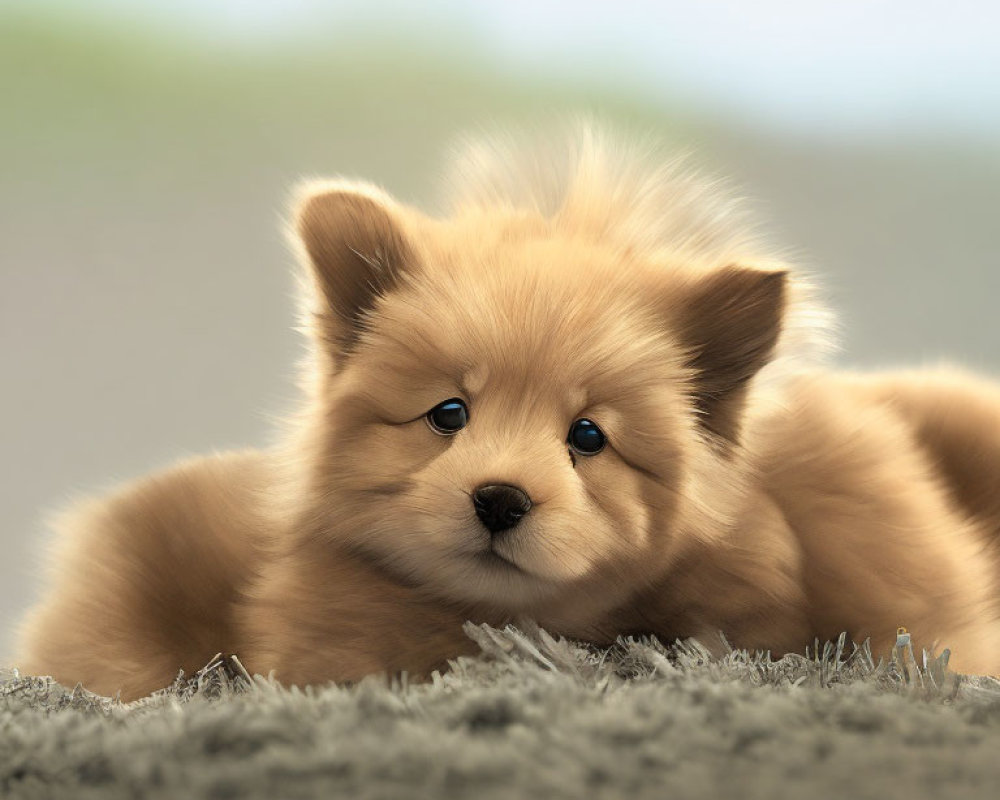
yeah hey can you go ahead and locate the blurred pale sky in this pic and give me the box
[14,0,1000,139]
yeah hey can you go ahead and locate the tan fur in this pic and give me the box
[15,126,1000,699]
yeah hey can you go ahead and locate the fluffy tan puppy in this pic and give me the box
[15,128,1000,700]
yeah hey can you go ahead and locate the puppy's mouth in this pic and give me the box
[477,547,525,574]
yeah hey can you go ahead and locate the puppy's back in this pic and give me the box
[14,450,273,700]
[840,369,1000,540]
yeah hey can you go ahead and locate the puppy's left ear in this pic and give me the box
[292,180,418,356]
[674,266,787,444]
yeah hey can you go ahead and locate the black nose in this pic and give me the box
[473,484,532,534]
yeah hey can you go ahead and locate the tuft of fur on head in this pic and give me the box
[278,121,837,627]
[444,122,836,384]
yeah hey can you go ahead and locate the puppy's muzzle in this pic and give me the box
[473,484,532,534]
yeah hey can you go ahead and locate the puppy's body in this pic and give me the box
[624,369,1000,664]
[16,130,1000,698]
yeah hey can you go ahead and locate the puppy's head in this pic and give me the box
[289,178,787,616]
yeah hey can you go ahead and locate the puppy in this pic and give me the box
[15,127,1000,700]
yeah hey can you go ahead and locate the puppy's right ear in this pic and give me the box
[292,181,417,355]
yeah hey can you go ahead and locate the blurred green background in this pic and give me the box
[2,0,998,660]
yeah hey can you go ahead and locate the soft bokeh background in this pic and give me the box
[2,0,998,660]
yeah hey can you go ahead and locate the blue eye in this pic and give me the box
[427,398,468,434]
[568,418,606,455]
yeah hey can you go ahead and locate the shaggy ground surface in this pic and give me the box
[3,625,1000,800]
